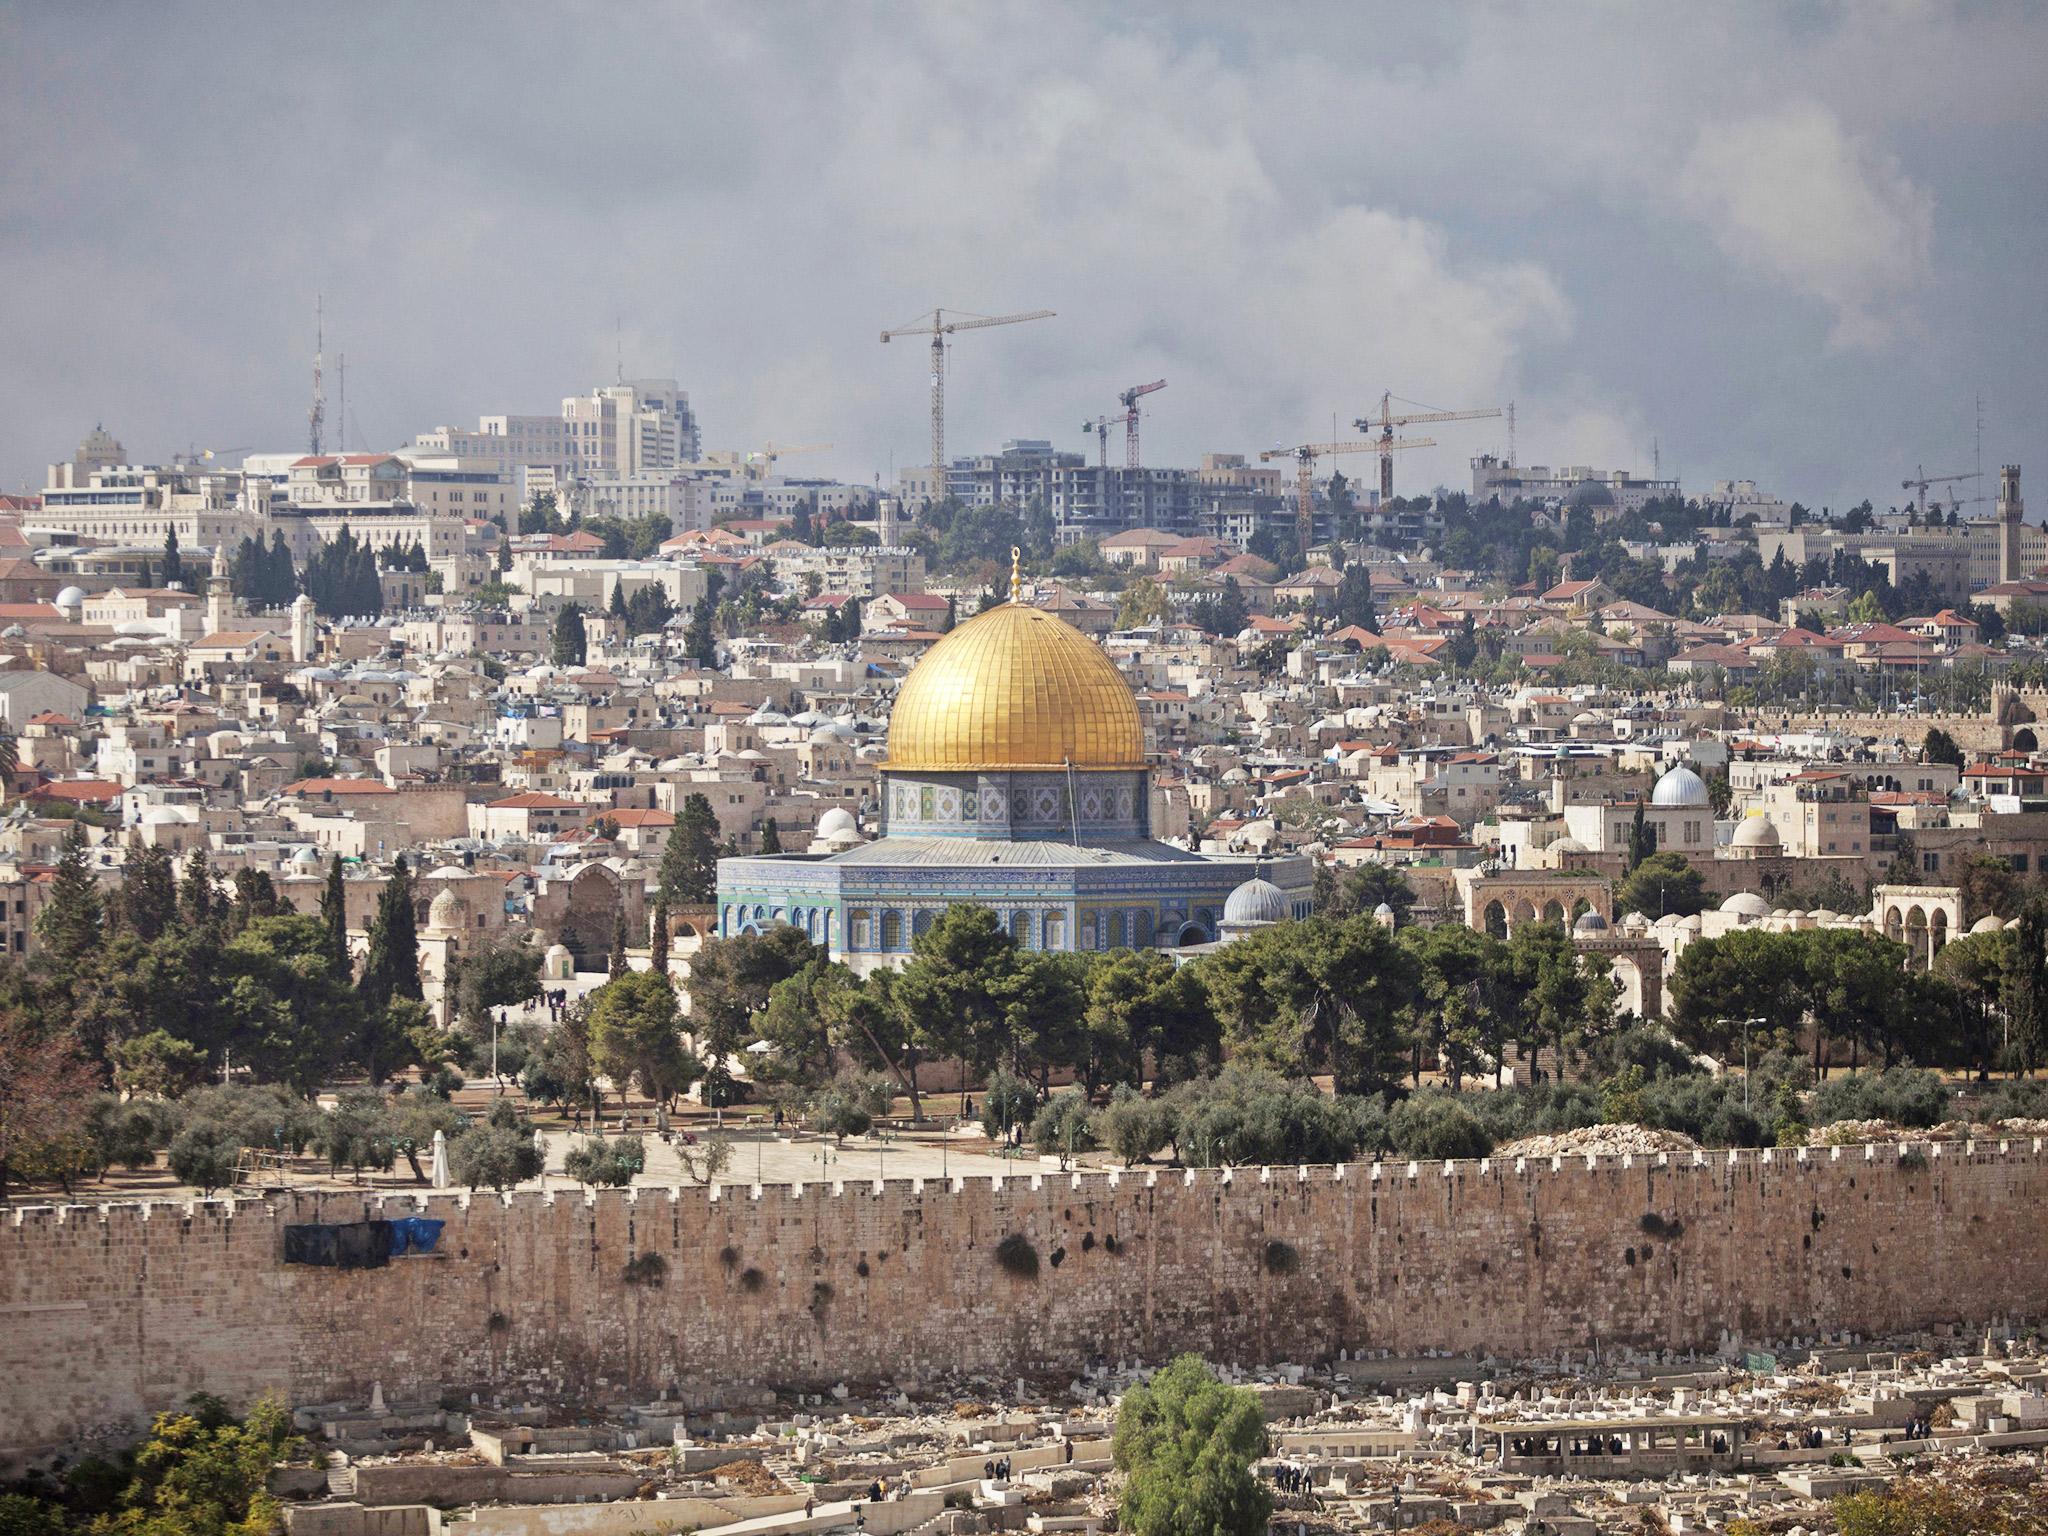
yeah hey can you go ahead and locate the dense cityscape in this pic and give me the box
[4,6,2047,1536]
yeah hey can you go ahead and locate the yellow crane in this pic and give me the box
[1354,392,1506,501]
[881,307,1055,484]
[745,442,832,480]
[1261,437,1435,557]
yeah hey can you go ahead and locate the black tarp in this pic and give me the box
[285,1220,393,1269]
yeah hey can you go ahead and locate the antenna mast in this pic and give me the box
[308,296,325,456]
[336,353,345,455]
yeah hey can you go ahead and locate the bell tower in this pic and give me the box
[1998,464,2025,583]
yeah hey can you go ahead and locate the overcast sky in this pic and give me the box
[3,2,2044,512]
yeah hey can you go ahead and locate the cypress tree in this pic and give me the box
[179,846,219,927]
[162,529,184,589]
[659,794,720,903]
[320,853,350,978]
[760,818,782,854]
[608,908,630,979]
[35,821,103,964]
[649,893,671,974]
[120,835,179,942]
[552,603,588,667]
[361,856,421,1015]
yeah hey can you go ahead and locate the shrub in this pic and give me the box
[1030,1094,1097,1162]
[979,1070,1039,1140]
[1166,1067,1384,1167]
[805,1070,893,1146]
[1977,1079,2048,1122]
[1897,1147,1929,1171]
[448,1123,543,1191]
[621,1252,667,1286]
[563,1134,646,1188]
[167,1121,241,1194]
[1811,1068,1949,1129]
[1385,1094,1492,1161]
[995,1233,1039,1279]
[1098,1085,1176,1166]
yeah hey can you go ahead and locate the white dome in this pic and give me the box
[141,804,197,826]
[291,845,322,867]
[1721,891,1771,918]
[1573,909,1610,934]
[1971,914,2005,934]
[1223,877,1288,928]
[55,586,86,609]
[1651,764,1710,808]
[427,888,468,930]
[1731,816,1780,848]
[816,808,857,838]
[1550,836,1587,855]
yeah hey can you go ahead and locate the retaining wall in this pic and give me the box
[5,1139,2045,1470]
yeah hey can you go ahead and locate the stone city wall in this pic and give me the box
[5,1139,2046,1469]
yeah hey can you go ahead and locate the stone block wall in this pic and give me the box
[5,1139,2045,1470]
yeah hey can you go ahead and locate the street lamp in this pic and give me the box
[1741,1017,1764,1109]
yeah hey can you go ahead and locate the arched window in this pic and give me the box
[1044,912,1066,949]
[881,910,903,950]
[912,909,935,938]
[1105,911,1126,949]
[1009,910,1031,947]
[850,909,873,949]
[1133,910,1153,946]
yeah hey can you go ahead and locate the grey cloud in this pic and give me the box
[0,0,2042,509]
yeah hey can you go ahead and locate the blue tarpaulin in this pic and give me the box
[387,1216,446,1256]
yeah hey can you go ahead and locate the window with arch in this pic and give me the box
[880,910,903,950]
[1009,910,1031,947]
[850,909,873,949]
[1133,910,1153,946]
[1044,912,1066,949]
[912,909,935,939]
[1105,911,1126,949]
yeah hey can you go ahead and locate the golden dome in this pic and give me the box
[885,602,1146,772]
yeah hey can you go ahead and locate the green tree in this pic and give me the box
[808,1070,893,1143]
[686,927,819,1109]
[121,837,180,942]
[1198,915,1418,1095]
[36,822,104,967]
[587,970,695,1105]
[607,908,630,979]
[179,847,220,927]
[659,793,721,903]
[1114,1356,1271,1536]
[563,1133,646,1187]
[386,1092,463,1182]
[219,915,362,1091]
[551,602,588,667]
[2002,899,2048,1076]
[316,1088,395,1177]
[1615,851,1708,919]
[359,857,421,1018]
[448,1122,542,1191]
[892,906,1018,1107]
[1921,726,1966,771]
[1082,949,1218,1093]
[319,854,349,978]
[759,817,782,854]
[453,933,542,1033]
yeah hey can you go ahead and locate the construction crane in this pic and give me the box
[1082,413,1132,469]
[1353,392,1505,501]
[171,445,250,468]
[1118,379,1166,468]
[1901,466,1981,518]
[880,307,1055,484]
[1261,437,1435,557]
[745,441,832,479]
